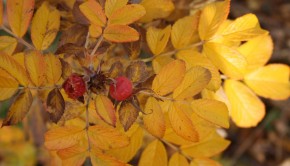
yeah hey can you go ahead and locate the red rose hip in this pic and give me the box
[109,76,133,101]
[63,74,86,100]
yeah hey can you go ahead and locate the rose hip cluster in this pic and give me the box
[63,73,133,101]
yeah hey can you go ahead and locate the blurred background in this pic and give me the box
[222,0,290,165]
[0,0,289,165]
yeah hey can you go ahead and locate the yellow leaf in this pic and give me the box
[224,79,265,127]
[143,97,166,138]
[171,14,199,49]
[12,52,25,68]
[139,0,174,23]
[2,89,32,126]
[173,66,211,99]
[217,13,268,41]
[0,69,18,101]
[107,124,143,162]
[90,149,128,166]
[88,125,129,150]
[191,112,216,141]
[163,127,194,146]
[238,35,273,73]
[31,2,60,50]
[138,140,167,166]
[7,0,34,37]
[198,0,230,40]
[191,99,229,128]
[203,42,247,79]
[169,102,199,142]
[152,60,186,96]
[118,101,139,131]
[108,4,146,25]
[146,25,171,55]
[176,50,221,91]
[0,36,17,55]
[105,0,128,18]
[152,56,174,74]
[44,126,85,150]
[0,0,2,25]
[57,145,88,166]
[201,88,231,114]
[45,54,62,85]
[244,64,290,100]
[169,153,189,166]
[0,52,29,86]
[24,51,46,86]
[80,0,106,27]
[89,24,102,38]
[104,25,139,43]
[190,158,221,166]
[181,132,230,158]
[95,95,116,126]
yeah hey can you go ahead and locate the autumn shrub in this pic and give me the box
[0,0,289,165]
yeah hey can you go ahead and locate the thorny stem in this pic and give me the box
[85,91,92,152]
[141,41,204,63]
[1,26,35,50]
[89,35,104,69]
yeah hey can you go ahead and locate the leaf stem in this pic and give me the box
[139,90,174,101]
[18,85,61,90]
[85,91,92,152]
[89,35,104,69]
[1,26,35,50]
[141,41,204,63]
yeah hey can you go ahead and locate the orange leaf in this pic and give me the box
[24,51,46,86]
[0,52,29,86]
[45,54,62,85]
[108,4,146,25]
[0,68,18,101]
[57,145,88,166]
[169,153,189,166]
[105,0,128,18]
[88,125,129,150]
[95,95,116,127]
[2,89,32,126]
[79,0,106,27]
[89,24,102,38]
[7,0,34,37]
[143,97,165,138]
[169,102,199,142]
[191,99,229,128]
[90,149,128,166]
[31,2,60,50]
[138,140,168,166]
[44,126,85,150]
[152,59,186,96]
[104,25,139,42]
[0,36,17,55]
[181,132,230,158]
[146,25,171,55]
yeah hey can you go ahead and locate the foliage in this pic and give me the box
[0,0,289,165]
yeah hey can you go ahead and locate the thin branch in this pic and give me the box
[89,35,104,70]
[85,91,92,152]
[139,90,174,101]
[18,85,62,90]
[141,41,204,63]
[1,26,35,50]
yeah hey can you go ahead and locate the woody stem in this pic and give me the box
[85,91,92,152]
[1,26,35,50]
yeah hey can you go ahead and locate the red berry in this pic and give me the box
[109,76,133,101]
[63,74,86,99]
